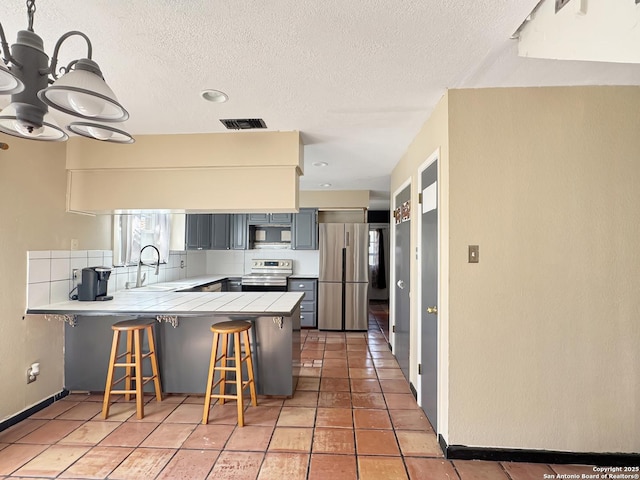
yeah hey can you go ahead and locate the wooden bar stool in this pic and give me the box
[102,319,162,420]
[203,320,257,426]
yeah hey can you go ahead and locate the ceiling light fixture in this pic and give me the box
[0,0,133,143]
[201,89,228,103]
[320,183,332,188]
[312,161,329,167]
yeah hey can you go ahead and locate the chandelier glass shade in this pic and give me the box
[0,1,133,143]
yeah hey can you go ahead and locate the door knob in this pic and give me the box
[427,306,438,314]
[397,280,405,289]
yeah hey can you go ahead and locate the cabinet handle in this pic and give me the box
[299,284,304,288]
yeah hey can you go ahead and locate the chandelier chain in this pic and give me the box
[26,0,36,32]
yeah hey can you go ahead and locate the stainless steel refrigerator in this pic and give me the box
[318,223,369,330]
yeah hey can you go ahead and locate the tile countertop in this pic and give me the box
[26,275,304,317]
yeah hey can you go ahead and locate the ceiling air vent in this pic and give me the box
[220,118,267,130]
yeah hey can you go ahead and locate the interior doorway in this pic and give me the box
[392,181,411,382]
[418,151,439,431]
[368,223,390,302]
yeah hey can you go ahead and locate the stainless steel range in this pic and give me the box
[241,259,292,292]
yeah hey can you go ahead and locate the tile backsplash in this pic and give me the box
[26,247,318,308]
[205,249,320,276]
[26,250,188,307]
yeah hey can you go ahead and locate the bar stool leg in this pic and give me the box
[219,333,228,404]
[242,329,258,406]
[124,330,133,402]
[146,325,163,402]
[234,332,244,427]
[203,331,219,424]
[102,329,121,419]
[134,329,144,419]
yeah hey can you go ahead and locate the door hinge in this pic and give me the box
[418,192,423,204]
[418,363,422,375]
[392,325,395,333]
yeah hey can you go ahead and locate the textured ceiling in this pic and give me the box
[2,0,640,208]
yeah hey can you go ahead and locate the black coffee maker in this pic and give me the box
[77,266,113,301]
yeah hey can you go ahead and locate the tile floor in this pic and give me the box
[0,303,597,479]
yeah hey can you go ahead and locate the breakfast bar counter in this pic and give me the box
[27,290,304,397]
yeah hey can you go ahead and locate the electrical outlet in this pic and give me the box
[72,269,79,279]
[27,363,40,384]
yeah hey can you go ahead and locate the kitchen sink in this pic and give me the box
[130,285,177,292]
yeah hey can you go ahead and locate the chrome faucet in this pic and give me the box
[136,244,160,288]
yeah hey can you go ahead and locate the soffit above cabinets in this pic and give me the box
[65,131,302,214]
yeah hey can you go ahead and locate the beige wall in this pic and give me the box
[390,91,451,439]
[0,136,110,422]
[391,85,640,454]
[447,86,640,453]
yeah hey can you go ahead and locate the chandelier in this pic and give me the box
[0,0,133,143]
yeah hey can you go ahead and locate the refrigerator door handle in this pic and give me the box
[345,231,350,247]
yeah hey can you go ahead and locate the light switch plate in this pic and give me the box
[468,245,479,263]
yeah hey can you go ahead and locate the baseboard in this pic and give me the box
[0,389,69,433]
[409,382,417,400]
[438,434,640,467]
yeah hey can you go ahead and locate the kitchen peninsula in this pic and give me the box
[27,282,304,397]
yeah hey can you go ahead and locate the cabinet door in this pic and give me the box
[185,214,200,249]
[231,214,248,250]
[270,213,292,224]
[248,213,269,224]
[211,214,230,250]
[186,214,211,250]
[292,209,318,250]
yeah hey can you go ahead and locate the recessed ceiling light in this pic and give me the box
[201,89,228,103]
[312,161,328,167]
[320,183,332,188]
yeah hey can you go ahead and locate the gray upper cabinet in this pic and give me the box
[185,214,211,250]
[292,208,318,250]
[186,214,231,250]
[247,213,269,224]
[248,213,292,225]
[210,214,231,250]
[231,214,248,250]
[270,213,292,224]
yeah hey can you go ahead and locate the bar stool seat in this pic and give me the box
[102,319,162,420]
[203,320,257,426]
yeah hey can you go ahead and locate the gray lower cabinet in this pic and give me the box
[292,208,318,250]
[288,278,317,328]
[225,277,242,292]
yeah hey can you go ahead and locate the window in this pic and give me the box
[113,212,171,266]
